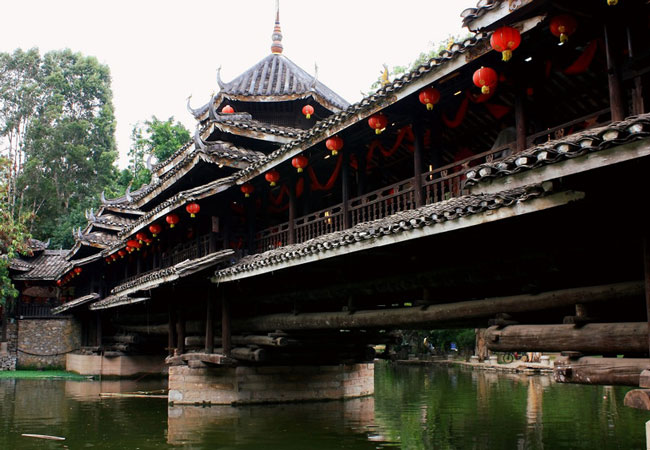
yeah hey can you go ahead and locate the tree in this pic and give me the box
[0,158,32,342]
[0,49,45,218]
[12,49,118,248]
[111,116,190,195]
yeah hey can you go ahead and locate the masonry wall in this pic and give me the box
[17,318,81,369]
[0,323,18,371]
[66,353,167,377]
[168,363,375,405]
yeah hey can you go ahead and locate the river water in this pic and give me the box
[1,363,649,449]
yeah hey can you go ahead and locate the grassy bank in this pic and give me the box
[0,370,91,380]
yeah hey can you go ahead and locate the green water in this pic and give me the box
[0,363,648,449]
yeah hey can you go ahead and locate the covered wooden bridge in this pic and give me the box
[9,0,650,404]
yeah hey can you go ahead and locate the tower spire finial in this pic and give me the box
[271,0,283,54]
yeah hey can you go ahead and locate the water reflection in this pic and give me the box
[0,365,648,449]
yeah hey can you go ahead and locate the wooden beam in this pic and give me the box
[624,389,650,410]
[222,297,231,357]
[232,281,643,331]
[555,356,649,386]
[186,334,288,348]
[485,322,648,354]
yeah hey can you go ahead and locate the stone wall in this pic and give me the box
[0,323,18,371]
[168,363,375,405]
[66,353,167,376]
[16,318,81,369]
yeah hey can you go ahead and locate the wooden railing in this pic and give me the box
[256,223,290,252]
[349,180,415,226]
[161,234,211,267]
[295,204,344,244]
[17,303,56,318]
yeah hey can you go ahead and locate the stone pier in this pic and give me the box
[168,363,374,405]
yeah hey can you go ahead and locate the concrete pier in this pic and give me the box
[168,363,374,405]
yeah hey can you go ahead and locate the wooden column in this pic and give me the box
[176,309,185,355]
[627,25,645,115]
[288,177,296,245]
[247,196,256,254]
[356,150,367,197]
[412,120,424,208]
[205,294,214,354]
[515,90,527,153]
[643,238,650,356]
[96,312,102,347]
[342,151,351,229]
[221,296,232,357]
[167,299,175,356]
[604,22,625,122]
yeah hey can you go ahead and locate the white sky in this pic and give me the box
[1,0,477,168]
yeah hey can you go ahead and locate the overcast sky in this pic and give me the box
[1,0,477,168]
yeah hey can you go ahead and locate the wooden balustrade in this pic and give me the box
[348,180,415,227]
[294,205,344,244]
[256,223,290,252]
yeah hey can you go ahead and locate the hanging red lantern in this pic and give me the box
[368,113,388,134]
[136,232,148,243]
[185,202,200,218]
[418,87,441,111]
[118,250,126,258]
[490,26,521,62]
[111,254,118,261]
[265,170,280,186]
[149,223,162,237]
[550,14,577,44]
[221,105,235,114]
[473,67,498,94]
[292,155,308,173]
[241,183,255,198]
[325,136,344,156]
[56,279,62,286]
[143,238,153,246]
[126,239,142,251]
[302,104,314,119]
[74,267,82,275]
[166,213,180,228]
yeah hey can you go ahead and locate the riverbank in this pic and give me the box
[395,357,554,375]
[0,370,92,380]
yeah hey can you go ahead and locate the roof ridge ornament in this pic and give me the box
[186,95,202,118]
[101,191,107,204]
[194,128,207,150]
[217,66,225,89]
[271,0,283,54]
[125,184,133,202]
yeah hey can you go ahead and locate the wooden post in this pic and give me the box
[412,120,424,208]
[356,149,367,197]
[643,238,650,356]
[167,300,175,356]
[96,312,102,347]
[205,294,214,354]
[176,309,185,355]
[222,296,232,357]
[288,177,296,245]
[1,300,8,342]
[604,22,625,122]
[627,25,645,116]
[515,90,527,153]
[247,196,256,254]
[342,150,351,229]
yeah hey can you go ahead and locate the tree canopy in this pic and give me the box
[1,48,117,248]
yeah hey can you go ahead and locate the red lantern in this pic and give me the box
[143,238,153,246]
[111,254,118,261]
[550,14,577,44]
[221,105,234,114]
[136,231,148,243]
[149,223,162,237]
[292,155,308,173]
[74,267,82,275]
[325,136,344,156]
[166,213,180,228]
[56,279,62,286]
[302,104,314,119]
[473,67,498,94]
[127,239,142,251]
[241,183,255,198]
[419,87,441,111]
[118,250,126,258]
[105,257,111,264]
[265,170,280,187]
[186,202,200,218]
[490,26,521,62]
[368,113,388,134]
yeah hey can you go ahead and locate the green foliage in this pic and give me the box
[0,48,118,249]
[0,158,32,307]
[368,33,473,92]
[111,116,190,195]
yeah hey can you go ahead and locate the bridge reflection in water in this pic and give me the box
[0,364,647,449]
